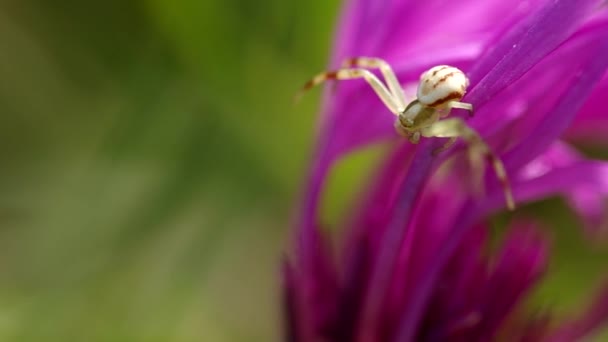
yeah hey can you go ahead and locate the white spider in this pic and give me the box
[297,57,515,210]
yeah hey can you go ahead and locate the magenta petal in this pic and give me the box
[292,0,608,339]
[418,224,489,341]
[308,230,339,339]
[388,30,608,334]
[566,162,608,234]
[334,233,371,342]
[504,143,608,233]
[320,1,586,155]
[457,142,608,234]
[517,160,608,205]
[329,0,391,67]
[358,139,437,341]
[466,0,602,108]
[479,155,608,232]
[293,226,340,340]
[337,143,414,340]
[345,142,414,263]
[332,0,545,66]
[566,73,608,144]
[379,0,545,60]
[282,259,302,342]
[474,222,549,340]
[502,25,608,171]
[466,17,608,146]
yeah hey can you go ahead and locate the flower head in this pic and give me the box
[286,0,608,341]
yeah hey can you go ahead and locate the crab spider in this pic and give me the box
[296,57,515,210]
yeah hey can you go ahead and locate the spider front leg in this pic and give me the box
[445,101,474,117]
[341,57,407,107]
[420,118,515,210]
[295,68,403,114]
[433,137,457,154]
[394,120,421,143]
[435,101,473,120]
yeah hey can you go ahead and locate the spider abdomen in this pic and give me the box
[417,65,469,107]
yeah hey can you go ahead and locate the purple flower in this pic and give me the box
[285,0,608,341]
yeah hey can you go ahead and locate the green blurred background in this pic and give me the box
[0,1,606,341]
[0,0,338,340]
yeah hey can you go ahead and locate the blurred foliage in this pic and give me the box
[0,0,339,340]
[0,0,605,341]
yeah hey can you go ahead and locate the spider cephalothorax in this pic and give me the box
[297,57,515,210]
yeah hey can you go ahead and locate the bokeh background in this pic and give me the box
[0,1,606,341]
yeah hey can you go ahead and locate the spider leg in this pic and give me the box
[420,118,515,210]
[342,57,407,109]
[409,131,421,144]
[433,137,457,155]
[295,68,402,114]
[394,120,421,143]
[446,101,474,116]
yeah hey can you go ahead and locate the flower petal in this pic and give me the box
[466,0,603,108]
[381,0,545,61]
[566,73,608,144]
[292,226,340,340]
[479,145,608,234]
[357,139,437,342]
[473,222,549,340]
[337,143,416,340]
[282,259,302,342]
[329,0,392,67]
[417,224,489,341]
[501,22,608,171]
[321,0,566,155]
